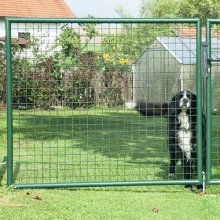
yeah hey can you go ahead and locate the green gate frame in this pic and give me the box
[5,17,203,189]
[206,19,220,185]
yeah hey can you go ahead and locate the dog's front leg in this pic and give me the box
[182,157,194,188]
[168,155,178,177]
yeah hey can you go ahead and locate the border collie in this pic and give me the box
[168,91,206,188]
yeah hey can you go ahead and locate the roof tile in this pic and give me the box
[0,0,75,18]
[176,27,218,38]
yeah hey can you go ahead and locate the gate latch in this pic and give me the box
[202,42,220,78]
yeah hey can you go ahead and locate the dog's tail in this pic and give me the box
[125,101,168,116]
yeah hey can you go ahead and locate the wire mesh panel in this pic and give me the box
[207,20,220,184]
[6,18,202,188]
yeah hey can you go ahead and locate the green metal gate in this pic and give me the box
[5,18,203,188]
[206,19,220,185]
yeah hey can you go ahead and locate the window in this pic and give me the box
[18,32,30,39]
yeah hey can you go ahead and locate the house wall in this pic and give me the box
[0,20,5,37]
[1,20,61,37]
[14,23,62,59]
[0,20,62,58]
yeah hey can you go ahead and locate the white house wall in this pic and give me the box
[0,21,62,58]
[15,23,62,59]
[0,21,5,37]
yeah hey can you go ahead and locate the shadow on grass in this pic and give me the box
[0,110,218,189]
[64,185,186,193]
[12,110,195,184]
[14,111,168,162]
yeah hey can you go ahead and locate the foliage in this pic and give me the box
[101,66,131,107]
[54,21,100,108]
[138,0,220,25]
[62,52,98,108]
[101,40,129,69]
[56,20,133,108]
[101,23,174,63]
[142,0,180,18]
[98,20,174,106]
[12,57,61,109]
[0,40,29,107]
[56,16,98,58]
[56,27,80,57]
[2,15,175,109]
[98,33,133,106]
[177,0,220,25]
[1,19,102,109]
[0,43,6,107]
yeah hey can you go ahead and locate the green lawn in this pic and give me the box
[0,186,220,220]
[1,109,220,219]
[5,108,171,185]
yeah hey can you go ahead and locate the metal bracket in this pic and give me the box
[1,156,7,165]
[207,58,220,62]
[201,42,209,78]
[202,171,206,194]
[201,42,220,78]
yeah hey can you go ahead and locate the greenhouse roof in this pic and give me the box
[155,37,220,65]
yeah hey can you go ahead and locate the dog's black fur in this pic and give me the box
[126,101,168,116]
[168,91,206,189]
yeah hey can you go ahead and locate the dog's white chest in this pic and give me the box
[178,111,190,130]
[178,111,192,160]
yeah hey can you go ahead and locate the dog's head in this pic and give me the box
[179,91,194,110]
[169,91,197,114]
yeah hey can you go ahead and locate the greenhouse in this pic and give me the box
[132,36,220,109]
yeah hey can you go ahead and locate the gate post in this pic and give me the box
[205,19,220,184]
[5,18,14,187]
[196,19,203,184]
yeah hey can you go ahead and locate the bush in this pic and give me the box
[62,52,98,108]
[0,44,6,107]
[2,22,133,110]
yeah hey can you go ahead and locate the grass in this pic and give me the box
[1,109,220,219]
[8,108,171,185]
[1,186,220,219]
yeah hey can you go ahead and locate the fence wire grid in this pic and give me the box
[208,21,220,183]
[5,19,203,188]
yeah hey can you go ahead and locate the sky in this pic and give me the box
[64,0,141,18]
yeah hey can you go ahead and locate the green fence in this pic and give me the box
[206,19,220,184]
[5,18,203,188]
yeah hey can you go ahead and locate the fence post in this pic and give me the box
[196,19,203,184]
[5,18,14,187]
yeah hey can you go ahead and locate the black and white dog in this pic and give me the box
[168,91,206,188]
[125,90,206,188]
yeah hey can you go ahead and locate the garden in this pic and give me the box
[1,19,220,219]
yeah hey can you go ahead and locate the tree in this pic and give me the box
[140,0,179,18]
[177,0,220,25]
[116,0,220,25]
